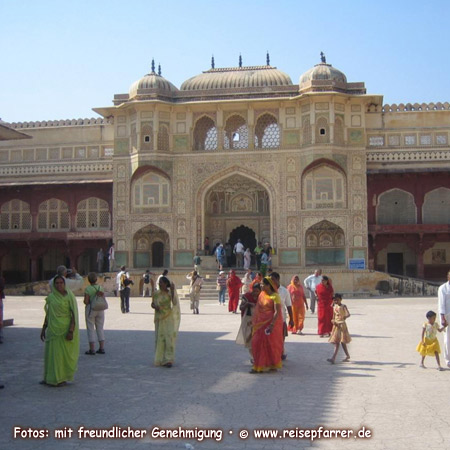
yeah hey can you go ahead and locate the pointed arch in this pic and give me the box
[193,115,217,150]
[376,189,416,224]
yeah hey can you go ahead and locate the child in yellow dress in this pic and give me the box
[327,294,351,364]
[416,310,445,371]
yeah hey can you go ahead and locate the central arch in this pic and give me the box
[133,224,169,268]
[197,168,274,251]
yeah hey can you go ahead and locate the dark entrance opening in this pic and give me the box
[152,242,164,267]
[387,253,403,276]
[229,226,257,267]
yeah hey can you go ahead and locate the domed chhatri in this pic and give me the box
[180,65,293,91]
[299,53,348,93]
[129,60,178,98]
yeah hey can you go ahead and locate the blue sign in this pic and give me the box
[349,258,365,270]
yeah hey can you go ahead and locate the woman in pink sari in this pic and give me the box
[227,270,242,313]
[315,276,334,337]
[287,275,308,335]
[250,277,283,373]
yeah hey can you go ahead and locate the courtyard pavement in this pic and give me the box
[0,292,448,450]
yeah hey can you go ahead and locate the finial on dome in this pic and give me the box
[211,55,215,69]
[158,64,161,76]
[266,51,270,66]
[239,54,242,68]
[320,52,326,64]
[151,58,156,73]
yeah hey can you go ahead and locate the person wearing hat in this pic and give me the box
[217,270,227,305]
[49,265,84,293]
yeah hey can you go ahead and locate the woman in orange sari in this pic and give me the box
[287,275,308,335]
[250,277,283,373]
[227,270,242,313]
[249,272,263,292]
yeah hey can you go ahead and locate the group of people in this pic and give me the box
[39,265,180,386]
[96,243,115,273]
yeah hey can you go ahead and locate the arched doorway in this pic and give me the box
[203,174,270,250]
[152,241,164,267]
[133,224,170,268]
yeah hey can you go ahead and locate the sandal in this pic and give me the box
[96,349,105,354]
[85,350,96,355]
[327,358,335,364]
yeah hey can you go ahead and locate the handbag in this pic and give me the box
[90,288,109,311]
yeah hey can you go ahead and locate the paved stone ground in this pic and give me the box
[0,293,449,450]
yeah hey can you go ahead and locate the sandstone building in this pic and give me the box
[0,55,449,283]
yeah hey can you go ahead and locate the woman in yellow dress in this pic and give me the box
[150,276,180,368]
[327,294,351,364]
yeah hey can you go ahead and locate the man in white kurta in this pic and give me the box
[438,270,450,367]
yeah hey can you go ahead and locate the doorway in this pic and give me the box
[387,253,403,275]
[229,225,256,266]
[152,241,164,267]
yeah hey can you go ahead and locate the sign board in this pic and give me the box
[349,258,365,270]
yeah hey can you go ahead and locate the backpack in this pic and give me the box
[124,277,133,287]
[90,287,108,312]
[144,274,150,284]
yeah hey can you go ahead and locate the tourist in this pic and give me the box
[270,272,294,360]
[186,270,203,314]
[49,265,84,293]
[204,236,210,254]
[250,277,283,373]
[260,250,270,277]
[142,269,152,297]
[216,244,226,271]
[438,269,450,367]
[225,242,232,267]
[236,283,261,360]
[243,248,252,270]
[40,276,79,386]
[227,270,243,313]
[287,275,308,335]
[264,242,273,270]
[0,275,5,344]
[417,310,444,370]
[96,248,104,273]
[241,268,253,294]
[254,241,263,270]
[193,252,202,273]
[156,269,169,291]
[117,266,133,313]
[316,276,334,337]
[304,269,322,314]
[83,272,106,355]
[108,243,115,271]
[217,271,227,305]
[234,239,245,268]
[150,276,180,368]
[327,294,351,364]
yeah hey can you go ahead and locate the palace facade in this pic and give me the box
[0,55,449,283]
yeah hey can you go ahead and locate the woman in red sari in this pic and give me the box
[227,270,242,313]
[250,277,283,373]
[315,276,334,337]
[287,275,308,335]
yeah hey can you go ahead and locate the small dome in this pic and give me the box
[299,62,347,92]
[180,66,292,91]
[129,66,178,98]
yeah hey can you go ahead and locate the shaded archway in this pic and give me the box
[133,224,170,268]
[305,220,345,266]
[229,225,256,266]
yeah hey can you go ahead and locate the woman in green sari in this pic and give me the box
[150,276,180,367]
[40,276,79,386]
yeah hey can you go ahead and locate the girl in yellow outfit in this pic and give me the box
[417,310,445,370]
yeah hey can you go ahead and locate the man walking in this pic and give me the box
[438,269,450,367]
[234,239,245,269]
[303,269,322,314]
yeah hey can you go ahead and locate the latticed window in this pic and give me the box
[303,165,346,209]
[38,198,70,231]
[305,220,345,266]
[254,114,280,149]
[224,115,248,149]
[193,116,217,150]
[423,188,450,224]
[302,116,312,145]
[141,124,153,151]
[134,172,170,207]
[315,117,330,144]
[76,197,110,229]
[334,117,344,145]
[377,189,416,225]
[158,124,170,151]
[0,199,32,231]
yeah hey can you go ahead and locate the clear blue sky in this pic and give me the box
[1,0,449,122]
